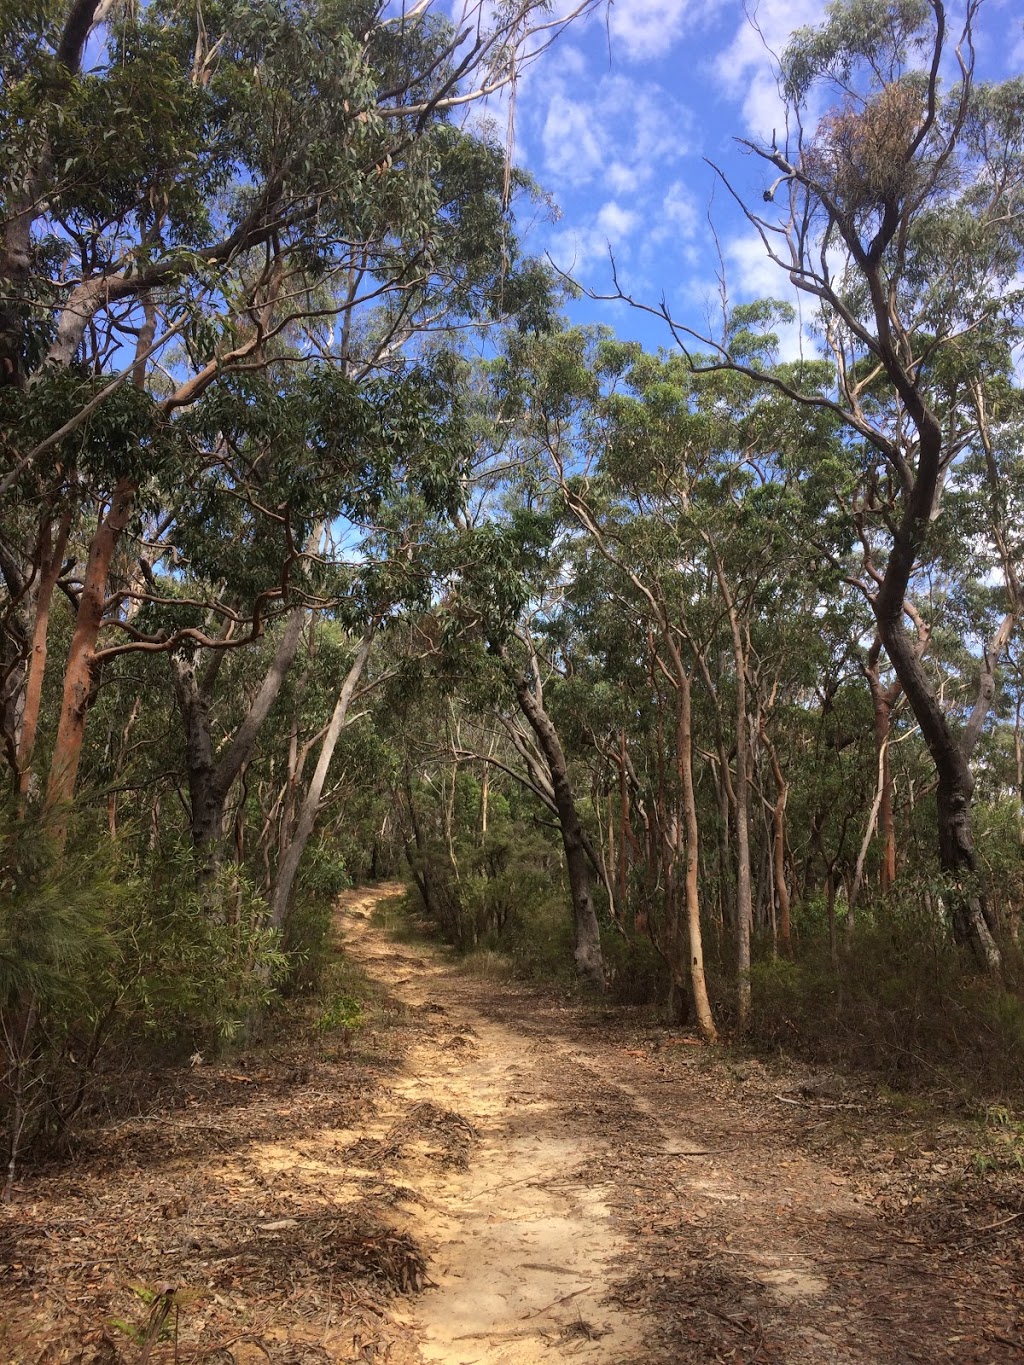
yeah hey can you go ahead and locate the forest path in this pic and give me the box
[2,886,1020,1365]
[340,889,643,1365]
[344,887,1023,1365]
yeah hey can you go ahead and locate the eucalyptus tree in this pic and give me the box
[745,1,1024,969]
[430,505,608,989]
[608,0,1024,970]
[0,0,596,819]
[485,325,857,1030]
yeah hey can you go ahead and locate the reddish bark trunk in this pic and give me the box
[16,510,72,797]
[45,479,135,813]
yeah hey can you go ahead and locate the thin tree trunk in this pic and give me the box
[269,630,374,928]
[403,763,435,917]
[849,738,887,928]
[212,603,306,801]
[759,726,791,955]
[170,650,223,881]
[507,652,605,990]
[171,603,307,877]
[864,637,907,894]
[714,566,752,1030]
[617,730,632,918]
[875,694,897,893]
[676,663,717,1042]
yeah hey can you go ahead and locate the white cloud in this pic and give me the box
[541,92,609,185]
[545,223,612,275]
[654,180,698,241]
[714,0,822,138]
[724,229,810,361]
[545,201,642,277]
[608,0,723,62]
[596,200,640,239]
[605,160,641,194]
[725,231,787,299]
[535,69,693,191]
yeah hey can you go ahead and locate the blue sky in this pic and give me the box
[457,0,1024,354]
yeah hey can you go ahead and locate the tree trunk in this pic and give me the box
[713,752,732,938]
[877,595,1001,972]
[862,284,1002,971]
[507,657,605,990]
[760,727,791,954]
[403,763,436,918]
[874,691,897,893]
[676,664,717,1042]
[269,630,373,928]
[170,652,224,881]
[170,604,307,880]
[714,568,753,1030]
[864,638,905,895]
[213,604,306,802]
[16,510,73,798]
[45,478,135,814]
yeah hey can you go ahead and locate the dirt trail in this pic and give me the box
[339,889,1023,1365]
[340,894,642,1365]
[2,884,1021,1365]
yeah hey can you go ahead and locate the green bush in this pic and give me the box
[747,895,1024,1103]
[118,861,288,1051]
[0,808,288,1186]
[602,927,669,1007]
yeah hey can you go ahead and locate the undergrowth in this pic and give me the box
[747,899,1024,1106]
[0,805,287,1192]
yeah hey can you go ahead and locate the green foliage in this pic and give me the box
[784,0,934,102]
[602,929,670,1008]
[401,764,577,978]
[468,865,575,979]
[0,813,287,1174]
[970,1106,1024,1175]
[0,804,122,1014]
[315,991,363,1035]
[119,860,288,1051]
[281,845,352,995]
[748,898,1024,1103]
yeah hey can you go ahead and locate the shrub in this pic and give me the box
[602,928,669,1007]
[747,894,1024,1104]
[0,808,287,1190]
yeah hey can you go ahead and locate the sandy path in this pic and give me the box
[340,893,643,1364]
[342,888,1023,1365]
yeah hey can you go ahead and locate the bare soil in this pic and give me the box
[2,884,1022,1364]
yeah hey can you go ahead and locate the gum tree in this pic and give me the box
[630,0,1024,970]
[0,0,597,815]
